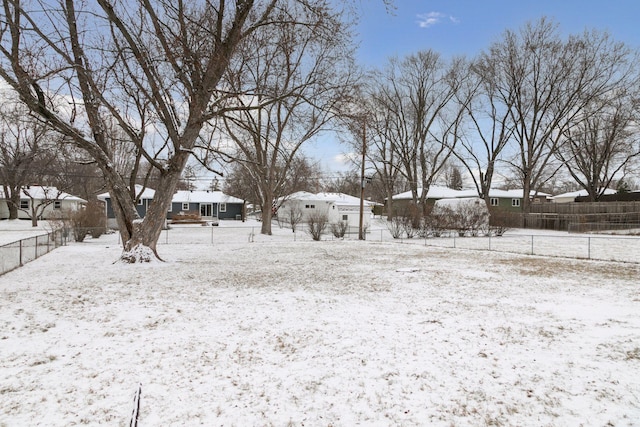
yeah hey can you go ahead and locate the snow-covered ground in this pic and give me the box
[1,222,640,426]
[0,219,56,246]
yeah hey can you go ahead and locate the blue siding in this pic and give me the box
[217,203,243,220]
[106,197,244,221]
[105,197,150,218]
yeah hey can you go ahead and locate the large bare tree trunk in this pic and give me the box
[7,191,19,220]
[0,0,265,261]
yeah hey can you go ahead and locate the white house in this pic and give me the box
[550,189,616,203]
[0,186,87,220]
[277,191,375,229]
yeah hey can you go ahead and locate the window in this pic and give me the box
[20,199,29,209]
[342,215,348,221]
[182,202,189,211]
[137,199,143,206]
[54,200,62,209]
[305,204,315,209]
[490,198,499,207]
[219,203,226,213]
[167,203,172,212]
[511,198,521,207]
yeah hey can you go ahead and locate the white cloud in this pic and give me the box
[417,12,460,28]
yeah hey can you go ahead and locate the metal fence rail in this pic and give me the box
[155,223,640,264]
[414,233,640,264]
[0,229,67,276]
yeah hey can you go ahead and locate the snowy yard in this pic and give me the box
[1,223,640,426]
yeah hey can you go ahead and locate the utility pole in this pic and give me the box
[359,118,366,240]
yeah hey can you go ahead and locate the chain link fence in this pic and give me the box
[4,222,637,273]
[0,228,68,276]
[153,222,640,264]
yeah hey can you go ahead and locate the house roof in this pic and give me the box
[392,186,550,201]
[172,190,244,204]
[0,185,86,202]
[285,191,376,207]
[97,186,243,204]
[550,188,616,200]
[97,184,155,201]
[392,186,465,200]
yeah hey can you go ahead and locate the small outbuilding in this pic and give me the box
[277,191,375,230]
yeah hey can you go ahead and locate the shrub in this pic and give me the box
[69,200,107,242]
[330,220,349,238]
[306,211,328,241]
[387,217,404,239]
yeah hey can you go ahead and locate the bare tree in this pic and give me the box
[443,162,464,190]
[453,56,515,207]
[213,2,357,235]
[322,169,361,195]
[223,155,323,216]
[486,18,637,212]
[556,92,640,201]
[287,204,304,232]
[0,0,355,261]
[0,99,57,219]
[353,84,404,220]
[372,51,469,215]
[20,185,64,227]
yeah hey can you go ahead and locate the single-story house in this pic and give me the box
[550,189,616,203]
[461,189,551,212]
[0,185,87,220]
[389,186,549,213]
[169,190,244,221]
[277,191,375,229]
[98,186,245,228]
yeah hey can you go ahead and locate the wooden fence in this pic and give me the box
[491,201,640,232]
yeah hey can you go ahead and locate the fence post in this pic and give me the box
[35,236,39,260]
[130,383,142,427]
[19,239,23,267]
[588,237,591,260]
[531,235,534,255]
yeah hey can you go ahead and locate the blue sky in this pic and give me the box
[355,0,640,67]
[307,0,640,174]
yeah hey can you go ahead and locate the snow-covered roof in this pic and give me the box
[285,191,375,207]
[97,184,155,201]
[97,186,243,204]
[550,188,616,200]
[172,190,244,204]
[0,185,86,202]
[392,186,465,200]
[392,186,550,201]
